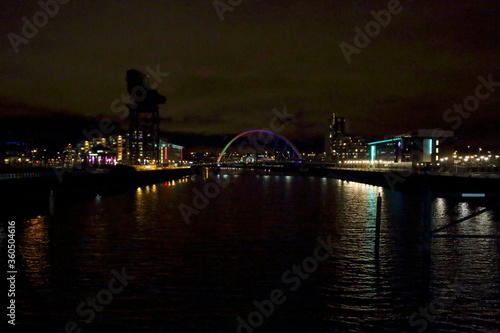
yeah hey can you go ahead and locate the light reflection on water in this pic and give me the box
[19,216,50,288]
[9,169,500,332]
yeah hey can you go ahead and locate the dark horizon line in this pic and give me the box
[0,113,498,152]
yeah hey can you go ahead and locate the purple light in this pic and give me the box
[217,129,302,163]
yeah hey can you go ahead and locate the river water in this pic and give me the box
[3,168,500,332]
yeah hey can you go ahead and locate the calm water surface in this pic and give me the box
[3,169,500,332]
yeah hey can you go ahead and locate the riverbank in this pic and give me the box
[213,164,500,195]
[307,167,500,195]
[1,167,194,203]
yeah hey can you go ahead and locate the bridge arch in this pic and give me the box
[217,129,302,164]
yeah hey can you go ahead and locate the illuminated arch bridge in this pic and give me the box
[217,129,302,164]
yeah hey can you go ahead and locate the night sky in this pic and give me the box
[1,0,499,148]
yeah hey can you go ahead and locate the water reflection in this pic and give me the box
[20,216,50,288]
[431,199,500,332]
[12,170,500,332]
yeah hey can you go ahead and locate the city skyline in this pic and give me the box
[1,0,499,148]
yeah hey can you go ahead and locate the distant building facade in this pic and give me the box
[368,129,455,168]
[159,139,184,166]
[326,113,368,163]
[77,135,123,167]
[1,142,32,167]
[74,134,185,168]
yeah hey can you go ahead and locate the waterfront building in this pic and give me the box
[159,139,184,166]
[368,129,455,169]
[1,141,32,167]
[326,113,369,163]
[77,135,124,167]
